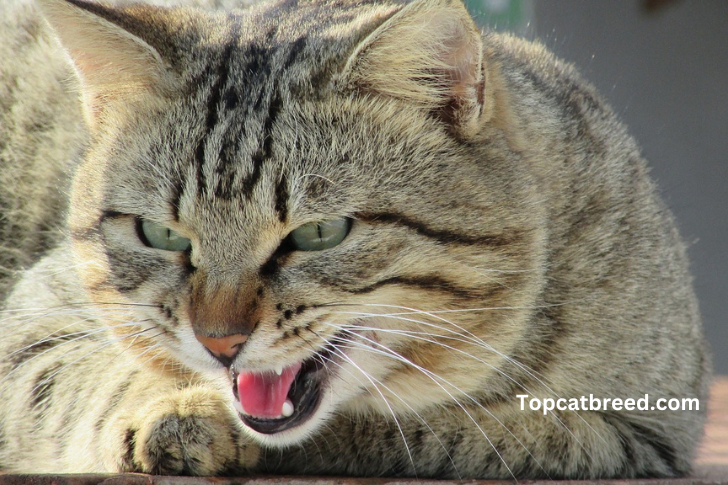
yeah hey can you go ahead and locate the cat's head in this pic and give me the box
[40,0,545,445]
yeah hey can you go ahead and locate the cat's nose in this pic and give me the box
[195,333,248,366]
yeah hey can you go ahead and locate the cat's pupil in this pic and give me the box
[289,218,351,252]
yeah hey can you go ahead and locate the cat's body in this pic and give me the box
[0,0,710,478]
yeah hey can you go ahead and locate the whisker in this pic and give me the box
[324,322,539,479]
[329,303,606,446]
[295,329,388,407]
[328,313,601,455]
[324,343,419,477]
[28,327,156,404]
[290,328,379,472]
[2,321,154,390]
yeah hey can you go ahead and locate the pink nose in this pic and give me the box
[195,333,248,360]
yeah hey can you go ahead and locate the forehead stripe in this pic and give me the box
[194,17,241,199]
[274,172,289,223]
[210,27,287,201]
[240,87,283,200]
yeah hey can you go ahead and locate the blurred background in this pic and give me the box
[466,0,727,374]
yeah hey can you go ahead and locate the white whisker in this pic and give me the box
[324,344,419,477]
[28,327,156,404]
[324,324,522,479]
[327,310,603,452]
[299,328,462,477]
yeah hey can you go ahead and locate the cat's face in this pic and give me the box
[56,0,544,445]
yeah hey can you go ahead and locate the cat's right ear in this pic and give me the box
[37,0,176,127]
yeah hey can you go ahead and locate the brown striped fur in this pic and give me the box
[0,0,709,477]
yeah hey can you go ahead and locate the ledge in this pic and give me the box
[0,469,727,485]
[2,378,726,485]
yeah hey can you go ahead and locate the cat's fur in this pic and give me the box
[0,0,710,478]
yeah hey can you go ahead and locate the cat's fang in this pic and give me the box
[282,399,294,418]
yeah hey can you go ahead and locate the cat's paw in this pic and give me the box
[104,387,258,475]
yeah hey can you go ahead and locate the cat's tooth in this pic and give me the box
[274,365,283,376]
[282,399,294,418]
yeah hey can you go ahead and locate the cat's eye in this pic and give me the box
[289,218,351,251]
[138,219,191,252]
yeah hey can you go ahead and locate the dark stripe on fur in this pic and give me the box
[505,308,567,401]
[513,61,608,154]
[274,172,289,222]
[31,363,62,416]
[242,150,264,199]
[170,178,183,223]
[106,247,168,293]
[94,371,137,433]
[436,429,464,477]
[121,427,138,471]
[195,19,240,197]
[603,415,682,477]
[214,99,243,200]
[242,92,283,199]
[614,418,639,477]
[626,421,680,476]
[10,334,76,370]
[357,212,516,247]
[283,36,308,70]
[241,27,284,198]
[341,275,484,300]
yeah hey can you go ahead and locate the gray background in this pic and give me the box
[532,1,727,375]
[474,1,727,374]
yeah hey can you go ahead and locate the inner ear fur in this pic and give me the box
[340,0,488,138]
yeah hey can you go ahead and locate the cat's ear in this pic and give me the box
[37,0,176,127]
[340,0,486,138]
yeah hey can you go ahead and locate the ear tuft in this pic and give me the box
[341,0,485,138]
[37,0,173,126]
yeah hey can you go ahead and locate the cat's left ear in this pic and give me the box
[37,0,177,127]
[340,0,487,139]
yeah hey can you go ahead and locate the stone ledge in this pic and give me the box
[0,470,727,485]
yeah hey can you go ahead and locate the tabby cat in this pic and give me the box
[0,0,710,478]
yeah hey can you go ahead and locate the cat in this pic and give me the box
[0,0,711,478]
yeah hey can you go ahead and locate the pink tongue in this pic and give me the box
[237,363,302,418]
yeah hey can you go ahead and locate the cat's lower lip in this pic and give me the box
[230,346,334,434]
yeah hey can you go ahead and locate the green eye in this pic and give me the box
[290,218,351,251]
[139,220,191,252]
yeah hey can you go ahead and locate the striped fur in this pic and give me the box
[0,0,709,477]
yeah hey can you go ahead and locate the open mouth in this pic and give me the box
[230,347,333,434]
